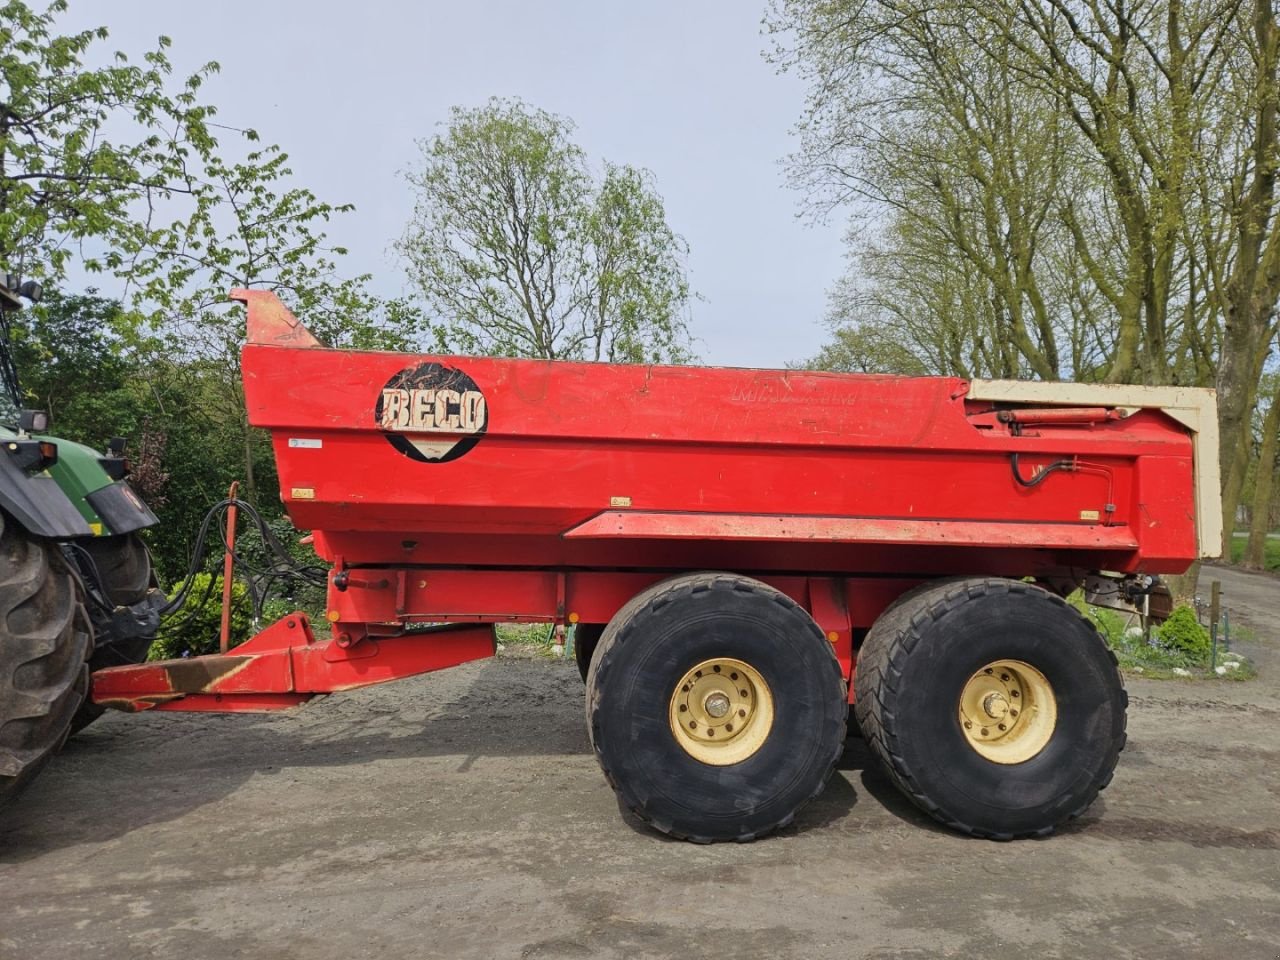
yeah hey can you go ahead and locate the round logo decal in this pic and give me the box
[375,362,488,463]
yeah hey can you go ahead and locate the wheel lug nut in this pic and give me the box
[725,723,733,732]
[984,668,993,675]
[738,709,746,718]
[679,704,687,712]
[1011,691,1019,698]
[998,723,1007,731]
[1010,709,1018,717]
[980,728,989,736]
[739,689,748,697]
[1000,673,1010,682]
[730,672,738,681]
[964,720,972,729]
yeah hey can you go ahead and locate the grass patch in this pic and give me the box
[1229,533,1280,571]
[1068,591,1254,681]
[494,622,565,657]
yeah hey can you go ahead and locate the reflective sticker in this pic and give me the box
[610,496,632,507]
[291,487,316,500]
[288,438,323,449]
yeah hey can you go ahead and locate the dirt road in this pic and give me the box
[3,568,1279,960]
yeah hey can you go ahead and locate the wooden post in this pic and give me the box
[1209,580,1221,672]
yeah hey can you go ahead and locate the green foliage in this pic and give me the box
[1066,592,1241,678]
[494,623,559,647]
[9,290,145,438]
[1,5,425,581]
[0,0,219,286]
[770,0,1280,552]
[397,98,694,364]
[150,573,243,660]
[1230,533,1280,571]
[150,573,290,660]
[1154,605,1212,661]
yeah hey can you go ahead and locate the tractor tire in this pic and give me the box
[69,533,161,734]
[854,577,1127,840]
[0,512,93,812]
[586,572,846,843]
[573,622,605,683]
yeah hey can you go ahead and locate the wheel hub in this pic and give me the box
[669,657,774,766]
[958,659,1057,764]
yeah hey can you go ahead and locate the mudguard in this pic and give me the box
[0,444,93,538]
[39,436,157,536]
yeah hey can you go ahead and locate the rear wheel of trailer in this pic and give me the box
[855,577,1127,839]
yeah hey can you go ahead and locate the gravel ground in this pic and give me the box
[2,565,1278,960]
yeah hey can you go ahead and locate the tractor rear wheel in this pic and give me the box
[855,577,1126,839]
[0,512,92,812]
[586,572,846,842]
[69,533,161,734]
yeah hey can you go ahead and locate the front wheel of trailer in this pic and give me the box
[586,572,846,843]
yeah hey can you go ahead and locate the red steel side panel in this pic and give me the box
[238,293,1198,585]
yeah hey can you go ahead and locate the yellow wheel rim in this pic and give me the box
[958,659,1057,764]
[668,657,774,766]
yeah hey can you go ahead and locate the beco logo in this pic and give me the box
[374,362,488,463]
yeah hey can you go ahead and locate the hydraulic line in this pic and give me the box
[160,497,328,635]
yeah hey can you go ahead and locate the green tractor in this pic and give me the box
[0,276,163,809]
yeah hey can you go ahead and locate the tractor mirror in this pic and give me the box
[18,409,49,433]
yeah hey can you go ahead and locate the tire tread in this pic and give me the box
[854,577,1127,840]
[587,572,845,843]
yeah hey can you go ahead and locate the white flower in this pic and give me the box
[1222,660,1240,671]
[1215,665,1227,675]
[1172,667,1192,677]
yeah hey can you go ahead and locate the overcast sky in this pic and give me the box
[63,1,846,368]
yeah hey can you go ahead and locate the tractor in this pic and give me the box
[0,276,163,808]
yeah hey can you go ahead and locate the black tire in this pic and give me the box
[573,623,605,683]
[586,572,846,843]
[0,512,93,811]
[79,532,154,606]
[854,577,1127,839]
[69,534,160,734]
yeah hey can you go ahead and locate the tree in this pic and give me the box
[1244,369,1280,567]
[397,98,694,363]
[1,2,424,587]
[126,142,425,505]
[769,0,1280,554]
[0,0,217,287]
[2,1,418,513]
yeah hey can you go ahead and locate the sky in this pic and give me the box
[62,1,848,368]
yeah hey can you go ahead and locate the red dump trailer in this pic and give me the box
[92,290,1221,842]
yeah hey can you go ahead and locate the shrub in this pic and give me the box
[1155,604,1211,662]
[150,573,290,660]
